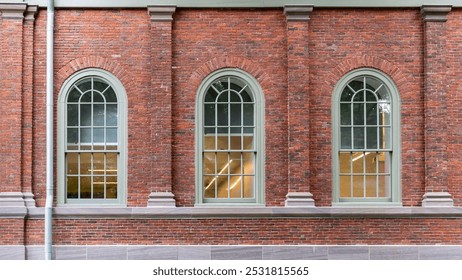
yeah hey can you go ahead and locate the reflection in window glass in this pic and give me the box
[202,76,255,201]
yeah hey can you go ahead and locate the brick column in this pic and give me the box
[147,6,176,207]
[284,5,315,207]
[22,5,38,208]
[0,3,27,207]
[421,5,453,207]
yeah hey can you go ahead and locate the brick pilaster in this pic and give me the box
[421,5,453,207]
[284,5,315,207]
[0,4,26,203]
[147,6,176,207]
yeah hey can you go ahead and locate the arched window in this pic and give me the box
[196,69,265,205]
[332,69,401,205]
[58,69,127,205]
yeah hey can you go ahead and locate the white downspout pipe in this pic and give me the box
[45,0,55,260]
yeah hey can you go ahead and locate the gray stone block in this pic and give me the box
[211,246,262,260]
[128,246,178,260]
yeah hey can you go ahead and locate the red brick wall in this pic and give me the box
[308,9,425,206]
[172,9,288,206]
[0,219,24,245]
[25,218,462,245]
[447,9,462,206]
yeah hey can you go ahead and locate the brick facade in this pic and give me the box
[1,2,462,259]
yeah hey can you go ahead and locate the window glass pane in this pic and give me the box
[353,90,365,102]
[229,152,241,175]
[243,175,254,198]
[205,88,218,102]
[340,103,351,125]
[81,92,92,103]
[212,80,225,92]
[378,175,390,198]
[93,128,104,143]
[77,79,92,93]
[67,128,78,145]
[365,91,377,102]
[80,104,92,126]
[93,176,105,199]
[217,104,228,126]
[106,104,118,126]
[204,175,216,198]
[230,135,241,150]
[366,103,377,125]
[106,153,118,175]
[68,88,81,102]
[230,104,241,126]
[67,153,79,175]
[340,87,354,102]
[348,79,363,92]
[103,87,117,102]
[93,79,109,94]
[80,153,91,175]
[93,104,105,126]
[93,153,104,174]
[243,152,254,175]
[377,87,391,102]
[229,176,241,198]
[352,175,364,197]
[204,135,215,150]
[353,127,365,149]
[203,152,215,174]
[378,152,391,174]
[216,135,228,151]
[340,127,352,149]
[106,128,117,143]
[365,175,377,197]
[379,103,391,125]
[352,152,364,174]
[380,127,391,149]
[217,176,228,198]
[243,104,254,126]
[80,128,92,143]
[67,176,78,199]
[204,104,215,126]
[243,135,254,150]
[339,175,351,198]
[80,176,91,199]
[241,89,252,102]
[106,176,118,199]
[230,92,241,102]
[366,127,378,149]
[217,92,229,102]
[67,104,79,126]
[352,103,364,125]
[93,92,104,103]
[216,152,229,175]
[339,152,351,173]
[365,152,376,173]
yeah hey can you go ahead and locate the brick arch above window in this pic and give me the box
[56,56,133,95]
[325,55,413,98]
[188,56,272,96]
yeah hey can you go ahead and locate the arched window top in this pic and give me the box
[67,77,118,103]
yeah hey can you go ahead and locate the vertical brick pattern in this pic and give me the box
[447,10,462,206]
[149,16,174,195]
[0,14,24,192]
[21,7,37,195]
[423,16,449,193]
[286,19,311,194]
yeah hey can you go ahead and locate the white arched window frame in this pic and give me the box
[57,69,127,206]
[195,69,265,205]
[332,68,401,206]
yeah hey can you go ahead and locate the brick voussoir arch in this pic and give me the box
[188,56,271,94]
[326,55,412,96]
[55,56,132,93]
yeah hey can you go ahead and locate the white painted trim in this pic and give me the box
[18,0,462,8]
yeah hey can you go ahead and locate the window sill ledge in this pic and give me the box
[25,205,462,219]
